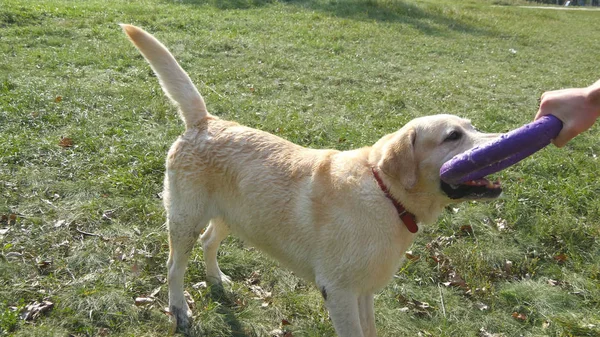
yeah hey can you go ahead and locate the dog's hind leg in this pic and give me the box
[165,202,209,332]
[201,218,232,285]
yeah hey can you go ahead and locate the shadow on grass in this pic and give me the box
[164,0,497,37]
[190,284,248,337]
[288,0,496,37]
[163,0,276,10]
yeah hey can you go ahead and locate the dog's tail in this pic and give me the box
[120,24,208,129]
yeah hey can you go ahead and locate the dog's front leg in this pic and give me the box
[322,287,364,337]
[201,218,232,285]
[358,294,376,337]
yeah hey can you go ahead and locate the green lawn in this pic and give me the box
[1,0,599,336]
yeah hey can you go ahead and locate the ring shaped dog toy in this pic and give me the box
[440,115,563,185]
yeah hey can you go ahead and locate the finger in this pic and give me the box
[552,128,578,148]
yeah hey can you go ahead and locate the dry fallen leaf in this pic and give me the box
[192,282,207,290]
[459,225,473,235]
[131,262,140,276]
[270,329,284,337]
[20,300,54,321]
[59,137,73,148]
[235,298,247,307]
[495,218,508,232]
[512,312,527,321]
[447,271,468,289]
[55,96,62,103]
[135,297,154,306]
[246,270,261,285]
[405,251,420,261]
[553,254,568,263]
[150,286,161,298]
[547,279,560,286]
[475,302,489,311]
[184,291,195,309]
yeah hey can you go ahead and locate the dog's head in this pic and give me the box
[372,114,502,204]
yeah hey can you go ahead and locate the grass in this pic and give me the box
[1,0,599,336]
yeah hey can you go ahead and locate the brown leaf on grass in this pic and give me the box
[512,312,527,321]
[20,300,54,321]
[36,258,52,270]
[235,298,247,307]
[54,96,62,103]
[59,137,73,148]
[246,270,261,285]
[553,254,568,263]
[459,225,473,235]
[281,319,291,326]
[131,261,140,276]
[413,300,431,310]
[446,270,468,289]
[405,251,420,261]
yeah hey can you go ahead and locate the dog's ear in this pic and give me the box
[377,127,417,190]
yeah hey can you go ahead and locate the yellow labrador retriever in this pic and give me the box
[121,24,502,337]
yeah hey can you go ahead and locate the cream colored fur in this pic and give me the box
[121,24,499,337]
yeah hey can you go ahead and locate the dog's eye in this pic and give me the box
[444,131,462,142]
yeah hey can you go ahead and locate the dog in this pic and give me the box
[121,24,502,337]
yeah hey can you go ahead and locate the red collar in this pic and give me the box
[371,168,419,233]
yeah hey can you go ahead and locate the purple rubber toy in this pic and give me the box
[440,115,563,185]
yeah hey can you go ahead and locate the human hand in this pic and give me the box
[535,80,600,147]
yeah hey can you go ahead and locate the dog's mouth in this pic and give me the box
[441,177,502,200]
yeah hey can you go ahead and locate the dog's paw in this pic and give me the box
[169,305,192,334]
[207,271,232,286]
